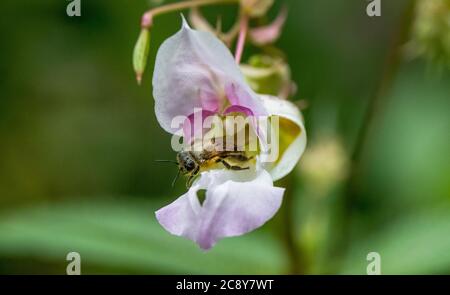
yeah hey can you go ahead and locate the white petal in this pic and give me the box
[259,95,307,181]
[155,168,284,250]
[155,182,202,242]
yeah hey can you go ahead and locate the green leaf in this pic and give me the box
[0,199,288,274]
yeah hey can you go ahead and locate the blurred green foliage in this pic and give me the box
[0,0,449,274]
[0,199,287,274]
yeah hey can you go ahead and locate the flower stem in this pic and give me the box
[141,0,239,28]
[278,171,305,274]
[234,13,249,64]
[222,20,241,46]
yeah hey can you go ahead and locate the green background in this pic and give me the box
[0,0,449,274]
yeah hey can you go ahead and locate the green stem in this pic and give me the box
[279,170,304,274]
[141,0,239,28]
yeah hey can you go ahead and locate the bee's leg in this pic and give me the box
[217,158,249,171]
[225,154,253,162]
[186,166,200,188]
[186,176,194,188]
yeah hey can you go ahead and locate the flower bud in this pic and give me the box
[410,0,450,67]
[240,54,294,99]
[299,135,349,197]
[133,28,151,85]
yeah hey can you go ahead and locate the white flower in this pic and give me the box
[152,18,306,250]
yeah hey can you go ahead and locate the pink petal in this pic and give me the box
[183,109,217,143]
[223,104,264,148]
[223,105,254,117]
[225,83,267,117]
[249,6,287,46]
[199,87,221,112]
[224,86,269,149]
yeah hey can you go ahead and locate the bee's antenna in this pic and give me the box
[155,159,178,165]
[171,170,181,187]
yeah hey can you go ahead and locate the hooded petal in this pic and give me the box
[182,109,217,143]
[152,17,266,134]
[155,167,284,250]
[225,83,267,116]
[189,8,216,35]
[259,95,307,181]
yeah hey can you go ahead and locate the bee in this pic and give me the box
[175,138,254,187]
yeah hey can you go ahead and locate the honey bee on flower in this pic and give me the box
[133,1,306,250]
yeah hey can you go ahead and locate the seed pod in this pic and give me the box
[133,28,151,85]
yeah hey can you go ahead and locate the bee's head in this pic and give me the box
[177,151,198,174]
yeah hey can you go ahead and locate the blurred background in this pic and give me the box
[0,0,449,274]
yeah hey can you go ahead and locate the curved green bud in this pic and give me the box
[240,54,294,99]
[133,28,151,85]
